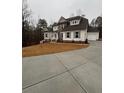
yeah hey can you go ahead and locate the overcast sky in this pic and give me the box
[27,0,102,25]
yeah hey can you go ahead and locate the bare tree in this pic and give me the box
[70,13,75,17]
[95,16,102,39]
[22,0,31,22]
[90,18,96,27]
[22,0,32,47]
[76,9,83,16]
[95,16,102,27]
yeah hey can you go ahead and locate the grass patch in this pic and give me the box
[22,43,89,57]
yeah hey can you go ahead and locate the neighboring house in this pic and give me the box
[44,16,99,43]
[87,26,99,40]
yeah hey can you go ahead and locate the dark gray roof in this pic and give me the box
[52,16,89,31]
[88,26,99,32]
[66,16,82,21]
[53,22,58,26]
[62,17,88,31]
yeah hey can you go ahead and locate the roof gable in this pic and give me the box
[58,16,66,23]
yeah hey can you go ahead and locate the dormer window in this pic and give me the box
[53,26,58,31]
[70,20,80,25]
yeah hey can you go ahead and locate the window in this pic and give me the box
[45,34,48,37]
[61,33,63,38]
[74,32,80,38]
[55,34,56,38]
[73,21,75,24]
[70,20,79,25]
[66,32,70,38]
[53,26,58,31]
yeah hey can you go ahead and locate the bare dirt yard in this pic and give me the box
[22,43,89,57]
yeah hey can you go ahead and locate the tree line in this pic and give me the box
[22,0,49,47]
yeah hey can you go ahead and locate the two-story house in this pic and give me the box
[44,16,99,43]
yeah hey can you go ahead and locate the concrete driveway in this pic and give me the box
[22,41,102,93]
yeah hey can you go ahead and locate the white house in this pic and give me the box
[44,16,99,43]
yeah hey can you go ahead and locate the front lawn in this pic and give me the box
[22,43,89,57]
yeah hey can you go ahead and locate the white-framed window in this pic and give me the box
[75,20,77,23]
[73,21,75,24]
[55,34,56,38]
[66,32,71,38]
[53,26,58,31]
[74,32,80,38]
[70,20,80,25]
[45,34,48,37]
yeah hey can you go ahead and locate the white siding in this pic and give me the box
[44,32,58,40]
[53,26,58,31]
[87,32,99,40]
[44,32,50,39]
[51,33,58,40]
[62,29,87,41]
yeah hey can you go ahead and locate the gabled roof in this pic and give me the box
[58,16,67,23]
[62,18,88,31]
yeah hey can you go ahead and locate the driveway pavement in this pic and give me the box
[22,41,102,93]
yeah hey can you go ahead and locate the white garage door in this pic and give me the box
[88,32,99,40]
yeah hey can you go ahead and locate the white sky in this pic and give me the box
[27,0,102,25]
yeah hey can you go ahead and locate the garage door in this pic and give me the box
[88,32,99,40]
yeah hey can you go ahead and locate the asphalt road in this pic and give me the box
[22,41,102,93]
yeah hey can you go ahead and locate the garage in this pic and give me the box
[87,26,99,41]
[88,32,99,40]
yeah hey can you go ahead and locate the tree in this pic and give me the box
[76,9,82,16]
[22,0,37,47]
[95,16,102,39]
[22,0,31,23]
[37,19,47,28]
[47,24,53,32]
[90,18,96,27]
[22,0,31,46]
[95,16,102,27]
[70,13,75,17]
[36,18,48,41]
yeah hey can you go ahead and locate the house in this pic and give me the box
[44,16,99,43]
